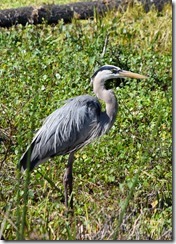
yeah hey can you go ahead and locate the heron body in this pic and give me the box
[20,94,114,171]
[19,65,147,208]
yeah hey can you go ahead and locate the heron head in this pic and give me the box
[91,65,148,85]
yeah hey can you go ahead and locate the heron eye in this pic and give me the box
[112,69,118,74]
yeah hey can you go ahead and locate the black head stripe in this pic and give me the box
[91,65,120,80]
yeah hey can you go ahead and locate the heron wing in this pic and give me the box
[19,95,102,171]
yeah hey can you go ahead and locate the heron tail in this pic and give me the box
[18,141,39,172]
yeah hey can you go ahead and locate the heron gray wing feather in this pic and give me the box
[20,95,102,170]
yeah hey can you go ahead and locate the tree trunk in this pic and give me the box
[0,0,171,28]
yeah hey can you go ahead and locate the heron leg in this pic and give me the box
[63,152,74,209]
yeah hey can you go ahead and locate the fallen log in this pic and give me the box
[0,0,171,28]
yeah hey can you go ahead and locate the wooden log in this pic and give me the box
[0,0,171,28]
[0,0,120,27]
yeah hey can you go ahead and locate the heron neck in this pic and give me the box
[93,81,118,131]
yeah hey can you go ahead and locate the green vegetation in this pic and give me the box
[0,0,84,9]
[0,1,172,240]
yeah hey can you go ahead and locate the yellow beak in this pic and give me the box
[119,70,148,79]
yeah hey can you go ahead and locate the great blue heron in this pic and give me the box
[19,65,147,209]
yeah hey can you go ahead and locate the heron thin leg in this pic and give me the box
[63,152,74,209]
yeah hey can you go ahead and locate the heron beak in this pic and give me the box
[119,70,148,79]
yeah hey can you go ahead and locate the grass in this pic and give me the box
[0,0,89,9]
[0,1,172,240]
